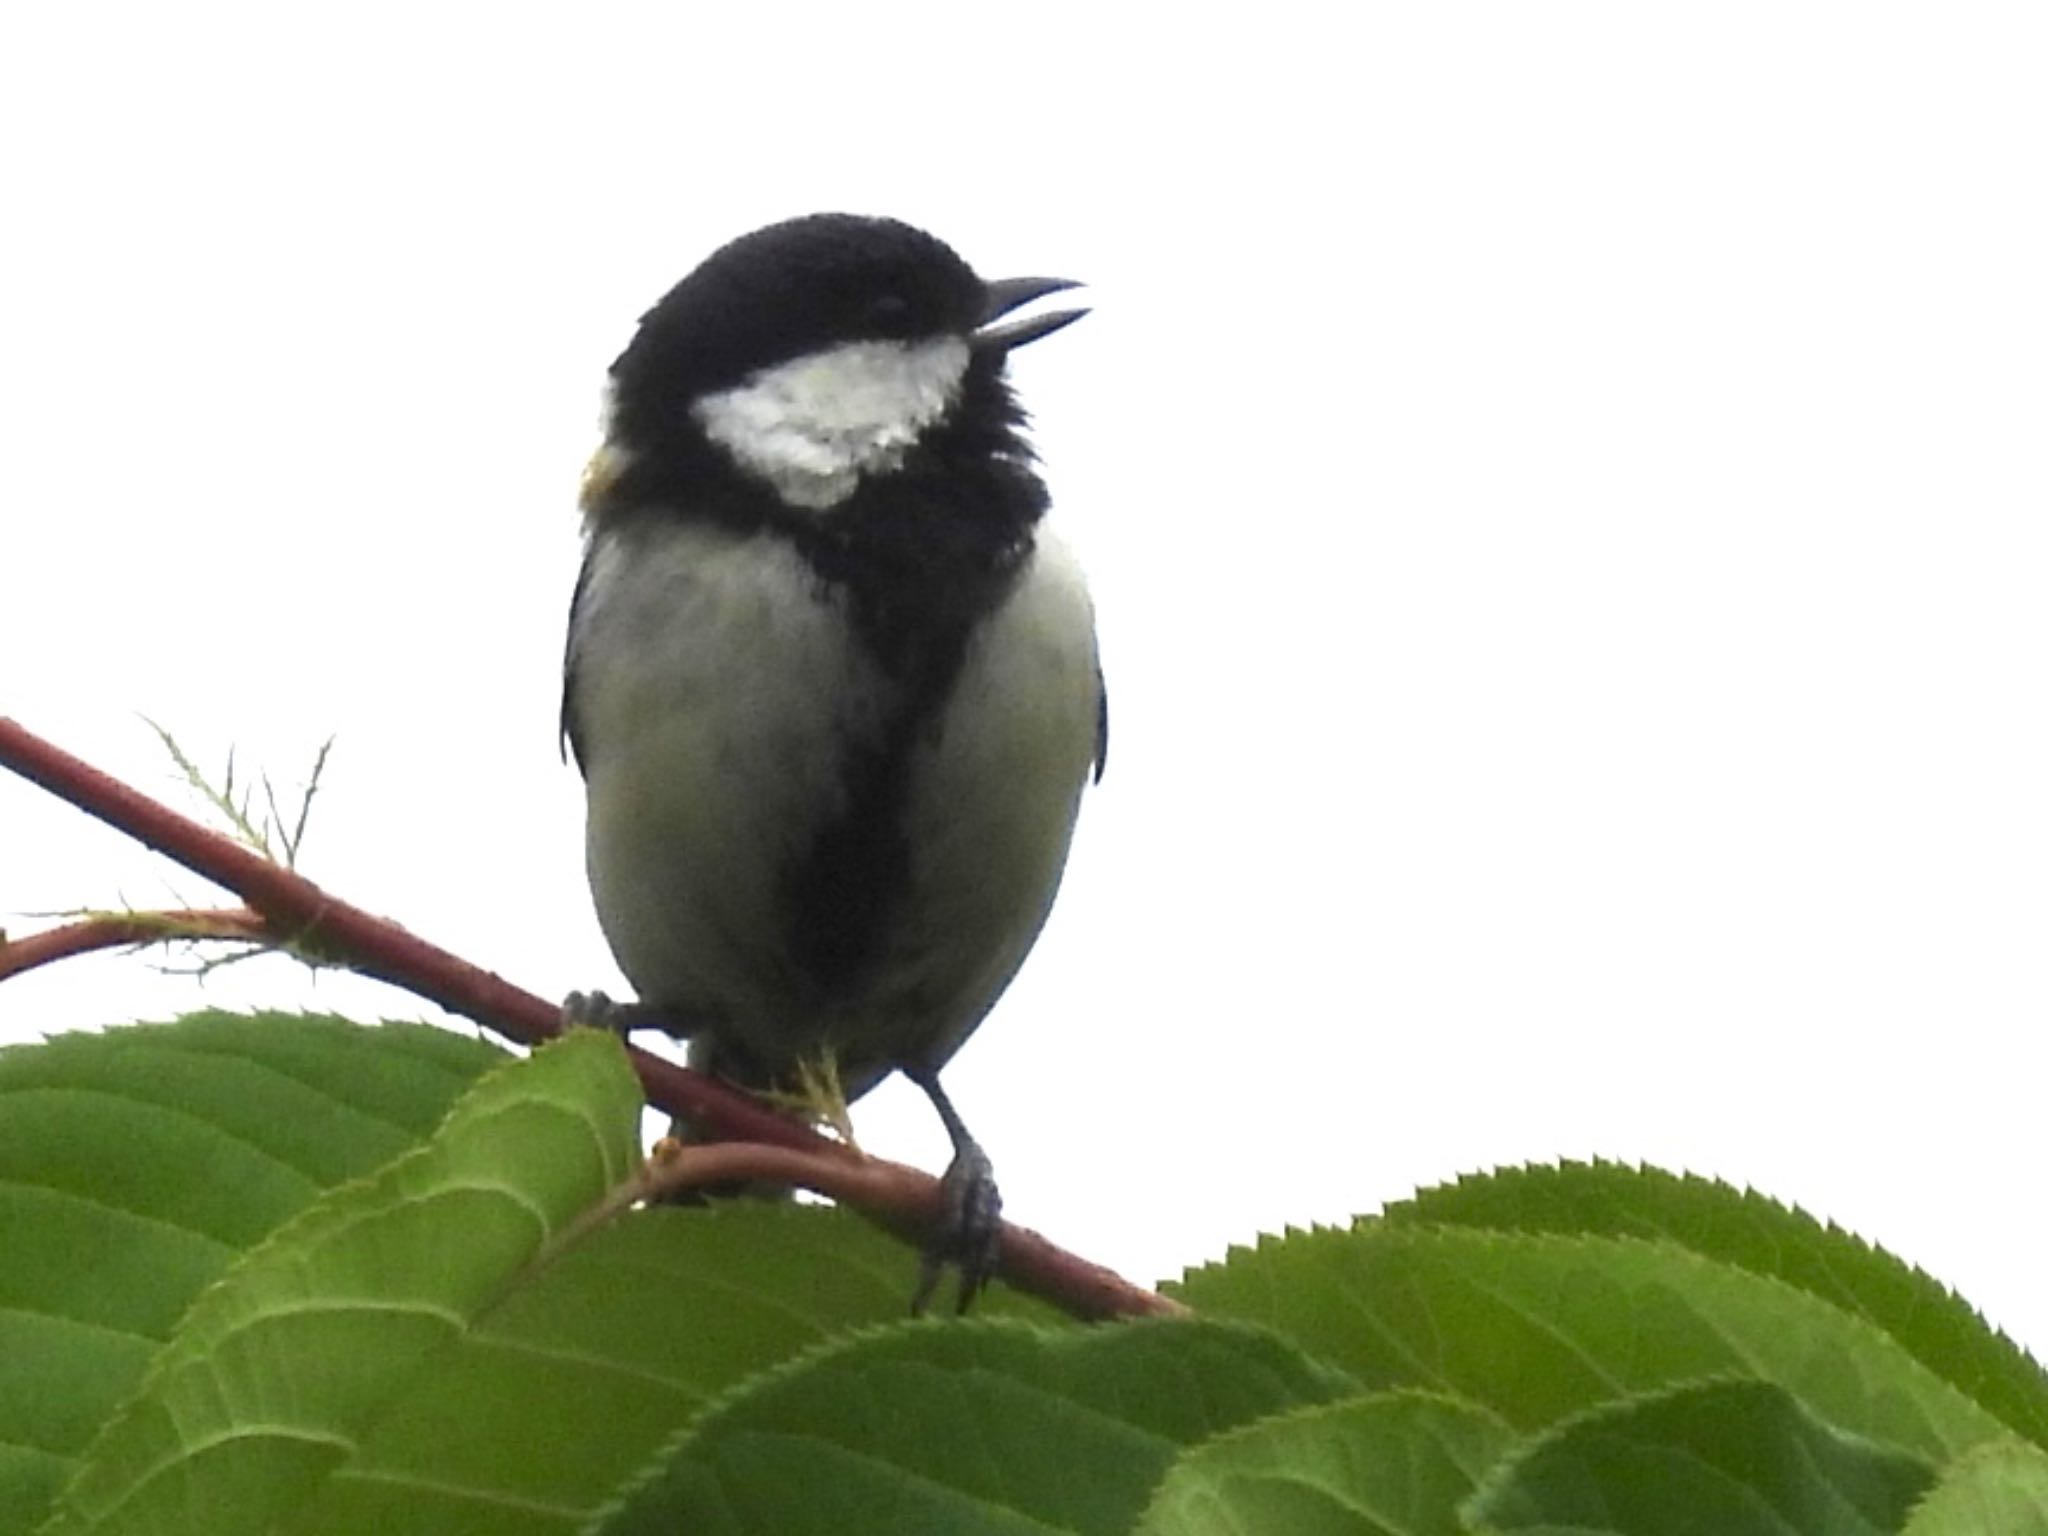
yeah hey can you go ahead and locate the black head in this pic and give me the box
[606,214,1083,455]
[616,215,979,399]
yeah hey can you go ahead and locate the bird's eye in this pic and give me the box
[865,293,914,332]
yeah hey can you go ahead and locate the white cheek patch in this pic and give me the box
[692,336,971,510]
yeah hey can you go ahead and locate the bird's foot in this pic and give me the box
[562,989,625,1034]
[912,1138,1003,1316]
[561,990,687,1038]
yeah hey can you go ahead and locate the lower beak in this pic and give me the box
[976,275,1089,353]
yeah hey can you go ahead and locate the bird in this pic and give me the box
[560,213,1102,1309]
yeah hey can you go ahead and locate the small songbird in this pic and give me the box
[560,213,1102,1307]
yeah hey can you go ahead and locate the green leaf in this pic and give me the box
[1901,1440,2048,1533]
[28,1030,1033,1536]
[1390,1160,2048,1446]
[1135,1391,1517,1536]
[38,1028,641,1536]
[1173,1225,2007,1462]
[1468,1378,1932,1534]
[591,1317,1359,1536]
[0,1011,502,1533]
[287,1202,1064,1536]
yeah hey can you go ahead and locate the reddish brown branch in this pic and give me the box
[559,1139,1186,1321]
[655,1142,1187,1320]
[0,716,1172,1321]
[0,717,799,1146]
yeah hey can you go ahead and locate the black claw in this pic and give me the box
[562,989,625,1034]
[905,1069,1003,1315]
[913,1140,1003,1315]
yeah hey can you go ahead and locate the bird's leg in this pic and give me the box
[904,1067,1002,1315]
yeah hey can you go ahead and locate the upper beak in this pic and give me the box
[975,275,1088,353]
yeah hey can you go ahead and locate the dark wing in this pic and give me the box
[559,548,595,773]
[1092,665,1108,783]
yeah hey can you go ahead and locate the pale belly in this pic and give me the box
[570,519,1099,1089]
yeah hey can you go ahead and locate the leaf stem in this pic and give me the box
[0,907,274,980]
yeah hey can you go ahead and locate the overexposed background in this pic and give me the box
[5,8,2044,1348]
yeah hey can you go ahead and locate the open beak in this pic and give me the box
[975,275,1088,354]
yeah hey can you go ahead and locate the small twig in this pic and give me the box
[0,907,276,981]
[279,737,333,869]
[0,716,1174,1322]
[147,721,272,859]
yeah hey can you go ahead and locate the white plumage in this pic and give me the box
[691,336,973,511]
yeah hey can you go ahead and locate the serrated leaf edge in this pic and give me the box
[1172,1222,2014,1457]
[1129,1386,1518,1532]
[1394,1157,2045,1377]
[36,1031,640,1536]
[1459,1372,1936,1534]
[575,1312,1086,1535]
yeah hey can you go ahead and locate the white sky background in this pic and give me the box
[4,7,2045,1347]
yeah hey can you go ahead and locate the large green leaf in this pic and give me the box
[285,1204,1063,1536]
[1135,1391,1517,1536]
[1390,1160,2048,1446]
[1173,1225,2007,1462]
[591,1317,1359,1535]
[1467,1378,1933,1534]
[38,1028,642,1536]
[21,1019,1067,1536]
[0,1012,502,1533]
[1901,1440,2048,1534]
